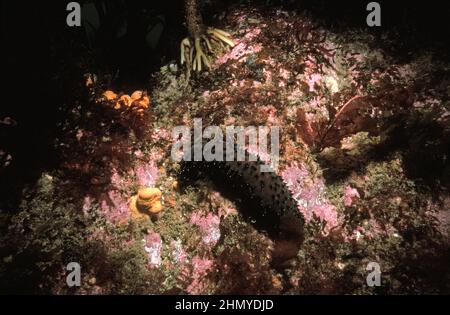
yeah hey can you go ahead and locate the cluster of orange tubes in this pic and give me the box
[102,90,150,118]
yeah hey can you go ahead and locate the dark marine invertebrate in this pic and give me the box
[178,139,305,268]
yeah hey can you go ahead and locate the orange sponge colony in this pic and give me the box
[136,188,163,214]
[129,187,163,221]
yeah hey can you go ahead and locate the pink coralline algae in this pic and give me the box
[281,163,340,234]
[344,185,360,206]
[306,73,323,92]
[345,52,365,65]
[216,42,247,65]
[215,27,262,66]
[83,190,129,224]
[150,128,172,145]
[99,190,130,223]
[259,106,278,124]
[304,55,319,71]
[111,154,160,191]
[134,149,145,159]
[190,211,221,247]
[186,256,214,295]
[244,27,262,41]
[278,68,290,87]
[347,219,398,242]
[170,240,187,265]
[134,160,158,187]
[279,68,291,81]
[110,168,129,190]
[144,231,162,268]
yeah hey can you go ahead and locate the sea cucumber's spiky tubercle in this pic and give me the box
[178,138,304,268]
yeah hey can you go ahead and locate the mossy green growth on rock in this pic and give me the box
[0,174,96,293]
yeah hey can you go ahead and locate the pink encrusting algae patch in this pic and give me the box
[344,185,360,206]
[190,211,221,247]
[144,231,163,268]
[346,218,398,242]
[170,240,188,265]
[215,27,263,66]
[306,73,323,92]
[99,190,130,223]
[281,163,340,234]
[134,160,158,187]
[185,256,214,295]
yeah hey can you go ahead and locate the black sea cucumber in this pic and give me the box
[178,138,305,268]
